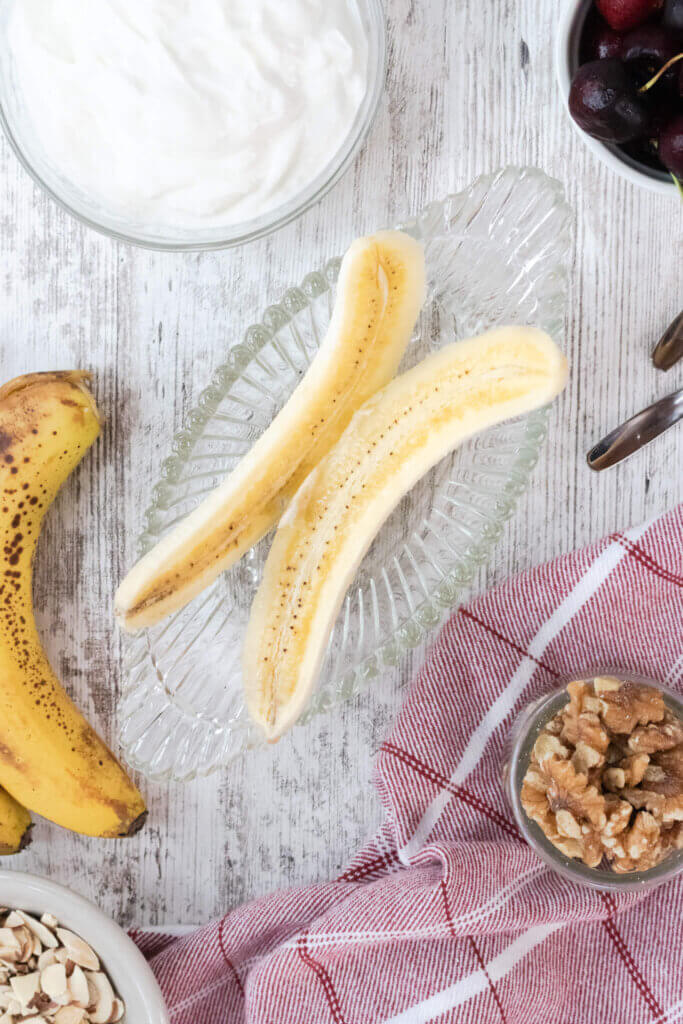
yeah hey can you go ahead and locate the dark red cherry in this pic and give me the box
[580,10,625,60]
[663,0,683,31]
[596,0,663,31]
[569,59,651,142]
[592,24,625,59]
[620,136,663,170]
[621,25,683,88]
[659,113,683,177]
[650,92,682,135]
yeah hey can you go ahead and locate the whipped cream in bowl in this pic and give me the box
[0,0,385,249]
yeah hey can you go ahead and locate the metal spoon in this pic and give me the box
[652,311,683,371]
[587,388,683,471]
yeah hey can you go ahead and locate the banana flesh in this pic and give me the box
[115,230,426,631]
[0,787,32,855]
[0,372,147,837]
[244,326,568,740]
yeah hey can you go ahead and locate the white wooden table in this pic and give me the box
[2,0,681,927]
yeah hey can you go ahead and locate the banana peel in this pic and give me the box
[0,786,32,855]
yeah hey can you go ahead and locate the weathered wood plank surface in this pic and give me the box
[2,0,681,925]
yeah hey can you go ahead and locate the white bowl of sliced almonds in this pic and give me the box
[0,873,168,1024]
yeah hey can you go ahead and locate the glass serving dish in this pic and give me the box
[504,674,683,891]
[0,0,386,251]
[120,167,572,780]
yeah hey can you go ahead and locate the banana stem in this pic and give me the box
[639,52,683,93]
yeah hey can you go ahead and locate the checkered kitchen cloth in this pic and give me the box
[132,504,683,1024]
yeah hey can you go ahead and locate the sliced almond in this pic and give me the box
[107,998,125,1023]
[86,973,114,1024]
[16,914,58,953]
[0,913,121,1024]
[54,1008,87,1024]
[13,927,34,964]
[54,932,99,973]
[0,929,21,961]
[67,966,89,1009]
[37,950,57,972]
[10,970,40,1008]
[40,963,69,1004]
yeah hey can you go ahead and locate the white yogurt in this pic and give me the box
[7,0,368,229]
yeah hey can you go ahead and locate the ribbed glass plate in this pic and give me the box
[120,167,572,781]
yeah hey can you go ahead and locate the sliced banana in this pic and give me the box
[244,326,568,740]
[116,230,426,631]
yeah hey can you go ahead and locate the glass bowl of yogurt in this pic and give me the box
[0,0,385,250]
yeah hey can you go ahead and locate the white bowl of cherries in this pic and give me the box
[556,0,682,195]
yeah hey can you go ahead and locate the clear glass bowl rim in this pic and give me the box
[505,671,683,892]
[0,0,386,251]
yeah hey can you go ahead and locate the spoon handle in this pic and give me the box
[652,311,683,371]
[587,389,683,471]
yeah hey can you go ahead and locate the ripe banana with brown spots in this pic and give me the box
[0,786,32,855]
[0,372,146,838]
[244,326,569,740]
[115,230,426,631]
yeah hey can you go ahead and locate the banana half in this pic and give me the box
[0,372,146,838]
[244,326,569,741]
[115,230,426,632]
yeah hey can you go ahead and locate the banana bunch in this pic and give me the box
[0,371,146,850]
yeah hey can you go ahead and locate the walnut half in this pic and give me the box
[520,677,683,874]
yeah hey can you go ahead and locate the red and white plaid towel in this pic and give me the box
[133,504,683,1024]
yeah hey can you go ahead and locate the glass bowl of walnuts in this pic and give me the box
[505,673,683,890]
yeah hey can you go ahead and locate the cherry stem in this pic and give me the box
[672,175,683,201]
[639,52,683,93]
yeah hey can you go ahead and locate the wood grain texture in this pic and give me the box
[1,0,681,926]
